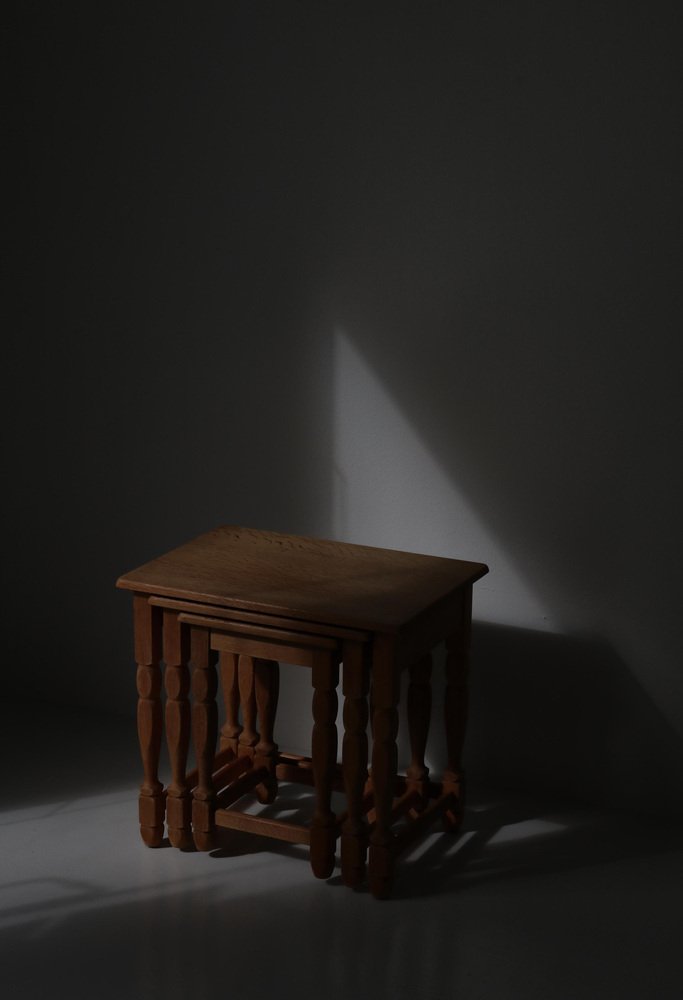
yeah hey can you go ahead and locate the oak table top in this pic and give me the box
[116,526,488,633]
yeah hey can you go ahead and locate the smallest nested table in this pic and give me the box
[117,526,488,898]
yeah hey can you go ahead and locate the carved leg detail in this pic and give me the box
[191,628,218,851]
[310,652,339,879]
[219,651,242,757]
[163,611,193,850]
[341,641,370,888]
[254,659,280,804]
[238,654,259,759]
[406,653,432,809]
[134,596,164,847]
[369,634,399,899]
[443,586,472,832]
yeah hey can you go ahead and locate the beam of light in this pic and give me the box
[333,328,554,631]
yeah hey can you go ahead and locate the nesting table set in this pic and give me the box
[117,526,488,899]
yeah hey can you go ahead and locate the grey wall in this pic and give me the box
[5,3,682,817]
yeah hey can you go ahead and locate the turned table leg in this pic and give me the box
[341,641,369,888]
[237,654,259,759]
[443,585,472,832]
[310,651,339,879]
[163,610,193,850]
[191,627,218,851]
[253,658,279,804]
[406,652,432,808]
[368,634,399,899]
[134,595,164,847]
[219,651,242,757]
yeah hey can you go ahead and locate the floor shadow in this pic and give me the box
[390,787,683,901]
[205,782,683,901]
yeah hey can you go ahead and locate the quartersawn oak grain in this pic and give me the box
[116,526,488,632]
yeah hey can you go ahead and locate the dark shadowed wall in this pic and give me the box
[4,2,682,817]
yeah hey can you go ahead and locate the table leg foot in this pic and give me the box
[442,770,466,833]
[171,830,196,851]
[254,774,278,805]
[310,822,336,879]
[192,831,215,852]
[341,831,367,888]
[167,793,194,849]
[139,789,165,847]
[192,799,216,852]
[368,843,394,899]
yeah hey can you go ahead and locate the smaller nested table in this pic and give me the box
[116,527,487,899]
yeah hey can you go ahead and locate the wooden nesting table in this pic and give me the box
[116,526,488,898]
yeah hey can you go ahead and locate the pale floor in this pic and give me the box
[1,700,681,1000]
